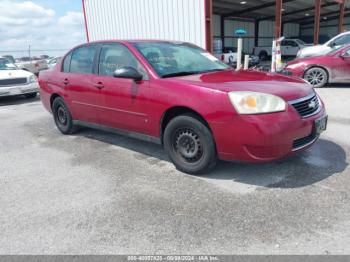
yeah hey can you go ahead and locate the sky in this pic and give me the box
[0,0,86,58]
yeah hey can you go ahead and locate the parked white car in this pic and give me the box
[214,47,260,67]
[47,57,61,69]
[253,39,311,60]
[297,31,350,58]
[15,57,48,75]
[0,57,39,98]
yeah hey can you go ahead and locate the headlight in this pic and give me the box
[228,91,286,114]
[285,62,305,70]
[28,75,37,83]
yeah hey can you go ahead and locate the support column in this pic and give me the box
[275,0,282,39]
[254,20,259,47]
[314,0,321,45]
[339,0,346,33]
[205,0,213,52]
[221,16,225,50]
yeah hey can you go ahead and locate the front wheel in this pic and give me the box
[52,97,78,134]
[304,67,328,88]
[163,114,217,175]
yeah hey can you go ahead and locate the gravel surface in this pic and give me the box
[0,86,349,254]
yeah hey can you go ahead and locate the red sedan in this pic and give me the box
[39,40,327,174]
[285,44,350,88]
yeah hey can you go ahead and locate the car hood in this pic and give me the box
[298,45,331,58]
[168,70,313,101]
[0,69,33,80]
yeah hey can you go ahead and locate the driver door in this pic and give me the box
[93,43,152,134]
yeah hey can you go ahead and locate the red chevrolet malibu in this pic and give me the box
[285,44,350,88]
[39,40,327,174]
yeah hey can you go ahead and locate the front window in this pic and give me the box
[0,58,17,70]
[98,44,148,79]
[133,42,229,78]
[295,39,307,45]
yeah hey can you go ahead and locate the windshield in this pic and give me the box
[0,58,17,70]
[133,42,229,78]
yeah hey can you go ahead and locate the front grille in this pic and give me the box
[293,132,317,150]
[290,93,320,118]
[0,78,27,86]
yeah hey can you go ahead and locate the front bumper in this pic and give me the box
[210,104,327,162]
[0,82,39,97]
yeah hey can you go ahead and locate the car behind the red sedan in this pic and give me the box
[39,40,327,174]
[285,44,350,88]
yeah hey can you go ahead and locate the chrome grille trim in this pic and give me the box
[289,93,321,118]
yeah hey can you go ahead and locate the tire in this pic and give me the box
[52,97,78,134]
[259,51,268,61]
[25,92,37,99]
[163,114,217,175]
[304,67,328,88]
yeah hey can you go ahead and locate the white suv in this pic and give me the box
[297,31,350,58]
[0,57,39,98]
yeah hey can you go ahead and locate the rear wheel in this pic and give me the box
[25,92,37,99]
[163,114,217,174]
[304,67,328,88]
[52,97,78,134]
[259,51,268,61]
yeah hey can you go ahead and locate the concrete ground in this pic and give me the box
[0,85,349,255]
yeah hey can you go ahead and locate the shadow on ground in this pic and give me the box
[75,127,348,190]
[0,95,40,106]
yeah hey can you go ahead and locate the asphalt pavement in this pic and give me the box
[0,85,349,254]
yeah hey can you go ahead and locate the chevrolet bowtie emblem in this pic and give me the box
[308,100,316,109]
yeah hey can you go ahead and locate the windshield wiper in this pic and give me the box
[162,71,201,78]
[198,68,228,74]
[161,68,228,78]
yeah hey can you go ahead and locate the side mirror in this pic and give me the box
[328,42,336,48]
[113,66,143,81]
[340,52,350,59]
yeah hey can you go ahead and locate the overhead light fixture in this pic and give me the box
[281,8,285,12]
[240,1,247,4]
[323,16,328,20]
[305,13,310,16]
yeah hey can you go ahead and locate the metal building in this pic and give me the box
[82,0,349,53]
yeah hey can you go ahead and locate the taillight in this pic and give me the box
[221,54,224,61]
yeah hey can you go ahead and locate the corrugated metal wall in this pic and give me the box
[213,15,300,53]
[84,0,207,48]
[300,17,350,41]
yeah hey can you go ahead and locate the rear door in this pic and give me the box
[61,45,103,124]
[92,43,152,134]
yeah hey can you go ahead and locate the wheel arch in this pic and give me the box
[159,106,212,144]
[50,93,63,109]
[303,65,330,81]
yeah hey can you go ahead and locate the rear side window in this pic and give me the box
[69,45,97,74]
[62,53,72,72]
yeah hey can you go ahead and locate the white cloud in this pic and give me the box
[0,1,85,57]
[58,11,84,28]
[0,1,55,26]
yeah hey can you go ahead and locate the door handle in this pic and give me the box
[63,78,69,85]
[94,82,105,89]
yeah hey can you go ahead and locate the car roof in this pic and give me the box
[88,39,186,44]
